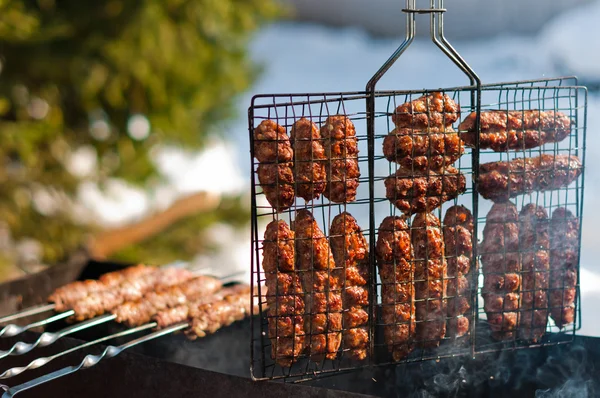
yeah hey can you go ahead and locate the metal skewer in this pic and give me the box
[0,321,156,380]
[0,314,116,360]
[0,269,244,359]
[0,305,56,326]
[1,322,188,398]
[0,311,74,339]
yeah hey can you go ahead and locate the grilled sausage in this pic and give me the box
[481,203,521,341]
[382,126,463,171]
[478,154,582,202]
[518,204,550,342]
[253,120,294,163]
[291,118,327,201]
[293,210,342,361]
[459,110,571,152]
[376,216,415,361]
[412,213,447,348]
[392,92,460,129]
[256,163,295,212]
[321,115,360,203]
[443,205,474,339]
[384,166,466,215]
[330,212,369,361]
[263,220,305,367]
[549,208,579,328]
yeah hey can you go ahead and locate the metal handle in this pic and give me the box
[366,0,479,91]
[1,322,187,397]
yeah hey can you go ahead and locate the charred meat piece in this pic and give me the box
[291,118,327,201]
[321,115,360,203]
[382,126,464,171]
[518,204,550,342]
[443,206,474,339]
[114,275,223,327]
[478,154,582,202]
[459,110,571,151]
[549,208,579,328]
[186,288,257,340]
[154,284,251,329]
[253,120,293,163]
[263,220,305,367]
[376,216,415,361]
[330,212,369,361]
[384,166,466,215]
[481,203,521,341]
[70,268,194,321]
[49,264,153,312]
[412,213,447,348]
[293,210,342,361]
[392,92,460,129]
[257,163,295,212]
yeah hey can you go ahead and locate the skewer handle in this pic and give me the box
[0,310,74,339]
[0,304,56,325]
[1,322,187,397]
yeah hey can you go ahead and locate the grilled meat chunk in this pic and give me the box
[384,166,466,215]
[412,213,447,348]
[330,212,369,361]
[263,220,305,367]
[70,268,194,321]
[376,216,415,361]
[154,284,251,329]
[382,126,463,171]
[478,154,582,202]
[186,289,256,340]
[459,110,571,152]
[518,204,550,342]
[392,92,460,129]
[443,205,474,339]
[549,208,579,328]
[115,275,223,327]
[481,203,521,341]
[256,163,295,213]
[291,118,327,201]
[49,264,152,312]
[253,120,293,163]
[321,115,360,203]
[293,210,342,361]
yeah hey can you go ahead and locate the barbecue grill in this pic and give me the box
[0,0,594,397]
[249,0,587,384]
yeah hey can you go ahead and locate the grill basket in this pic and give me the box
[249,1,586,382]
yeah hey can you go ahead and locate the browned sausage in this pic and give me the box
[480,203,521,341]
[291,118,327,201]
[293,210,342,361]
[478,154,582,202]
[256,163,295,213]
[263,220,305,367]
[321,115,360,203]
[384,166,466,215]
[392,92,460,129]
[518,204,550,342]
[549,207,579,328]
[382,126,463,171]
[443,205,474,339]
[376,216,415,361]
[412,213,447,348]
[459,110,571,151]
[330,212,369,361]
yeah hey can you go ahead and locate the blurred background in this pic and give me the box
[0,1,598,331]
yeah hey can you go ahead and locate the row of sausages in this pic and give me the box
[262,205,476,366]
[253,116,360,212]
[262,203,579,366]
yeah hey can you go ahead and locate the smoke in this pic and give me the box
[534,345,596,398]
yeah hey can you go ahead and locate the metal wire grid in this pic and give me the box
[472,79,587,355]
[249,92,374,381]
[249,77,586,381]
